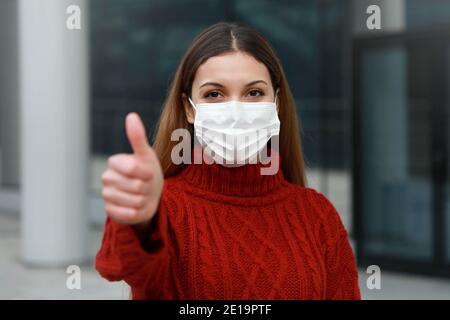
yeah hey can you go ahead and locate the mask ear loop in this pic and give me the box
[273,88,280,109]
[188,96,203,150]
[188,96,197,111]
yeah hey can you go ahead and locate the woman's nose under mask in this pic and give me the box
[188,93,280,164]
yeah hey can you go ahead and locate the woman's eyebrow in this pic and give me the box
[245,80,268,87]
[199,82,224,88]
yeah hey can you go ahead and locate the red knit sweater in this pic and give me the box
[95,152,361,300]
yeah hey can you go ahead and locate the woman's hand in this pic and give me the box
[101,112,164,227]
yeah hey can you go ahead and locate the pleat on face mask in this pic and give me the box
[203,134,273,164]
[197,124,279,152]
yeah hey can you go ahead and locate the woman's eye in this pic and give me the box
[204,91,221,98]
[248,89,264,97]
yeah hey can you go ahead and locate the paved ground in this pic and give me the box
[1,213,449,300]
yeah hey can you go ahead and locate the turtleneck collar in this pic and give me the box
[177,145,286,197]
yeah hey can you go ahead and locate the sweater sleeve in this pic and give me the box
[315,192,361,300]
[95,195,171,299]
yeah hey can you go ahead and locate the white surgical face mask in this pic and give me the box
[188,90,280,164]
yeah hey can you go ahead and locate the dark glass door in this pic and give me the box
[446,44,450,264]
[353,30,450,277]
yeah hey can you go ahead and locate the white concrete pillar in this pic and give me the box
[19,0,89,266]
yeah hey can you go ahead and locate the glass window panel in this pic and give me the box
[361,46,433,260]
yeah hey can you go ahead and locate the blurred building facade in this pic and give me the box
[0,0,449,277]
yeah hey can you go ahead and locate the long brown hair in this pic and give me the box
[152,22,307,186]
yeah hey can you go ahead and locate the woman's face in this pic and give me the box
[184,50,275,124]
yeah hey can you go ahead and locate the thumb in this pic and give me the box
[125,112,151,158]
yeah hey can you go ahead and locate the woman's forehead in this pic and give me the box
[193,51,272,88]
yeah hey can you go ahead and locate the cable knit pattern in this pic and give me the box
[95,150,361,300]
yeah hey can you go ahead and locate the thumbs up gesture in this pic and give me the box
[101,113,164,226]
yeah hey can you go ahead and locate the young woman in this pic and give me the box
[96,22,361,300]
